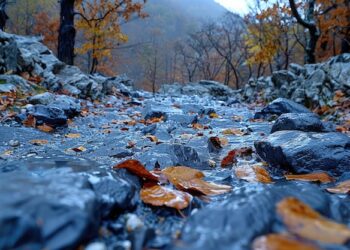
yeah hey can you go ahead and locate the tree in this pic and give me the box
[289,0,319,63]
[33,11,60,52]
[58,0,76,65]
[0,0,8,30]
[74,0,147,74]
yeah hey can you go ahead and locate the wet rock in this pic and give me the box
[255,98,312,119]
[28,92,55,105]
[26,104,67,127]
[255,131,350,175]
[167,114,197,126]
[172,182,329,250]
[126,214,144,232]
[50,95,82,118]
[0,75,35,94]
[8,140,20,147]
[271,113,335,133]
[0,31,18,74]
[271,70,298,88]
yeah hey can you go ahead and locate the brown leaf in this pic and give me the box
[162,166,231,196]
[326,180,350,194]
[65,133,81,138]
[209,136,223,149]
[30,139,48,145]
[285,172,334,184]
[209,112,219,118]
[146,135,158,143]
[140,185,192,210]
[222,128,244,136]
[235,165,272,184]
[252,234,320,250]
[277,197,350,244]
[221,150,237,168]
[70,146,87,152]
[192,123,204,130]
[37,124,54,133]
[114,159,159,182]
[22,115,36,128]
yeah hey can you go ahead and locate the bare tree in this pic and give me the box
[0,0,9,30]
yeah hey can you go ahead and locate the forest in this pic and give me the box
[0,1,350,250]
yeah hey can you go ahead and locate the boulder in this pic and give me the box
[0,75,35,94]
[26,104,68,127]
[255,98,312,119]
[0,31,18,74]
[271,113,335,133]
[28,92,55,105]
[255,131,350,175]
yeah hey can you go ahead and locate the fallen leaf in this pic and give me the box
[37,124,54,133]
[235,165,272,184]
[162,166,231,196]
[22,115,36,128]
[285,172,334,184]
[209,112,219,118]
[192,123,204,130]
[221,150,237,168]
[222,128,244,136]
[146,135,158,143]
[30,139,48,145]
[71,146,87,152]
[219,137,229,146]
[277,197,350,244]
[209,136,223,149]
[326,180,350,194]
[252,234,320,250]
[140,185,192,210]
[114,159,159,182]
[65,133,81,138]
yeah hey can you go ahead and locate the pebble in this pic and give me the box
[85,242,107,250]
[125,214,144,232]
[9,140,20,147]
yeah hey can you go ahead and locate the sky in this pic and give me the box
[215,0,254,14]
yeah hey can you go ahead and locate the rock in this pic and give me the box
[255,131,350,175]
[26,104,67,127]
[86,242,107,250]
[255,98,312,119]
[28,92,55,105]
[271,113,335,133]
[0,75,34,94]
[0,31,18,74]
[126,214,144,232]
[50,95,81,118]
[167,114,197,126]
[172,182,329,250]
[8,140,20,147]
[271,70,298,88]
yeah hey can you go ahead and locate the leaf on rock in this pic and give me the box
[222,128,244,136]
[277,197,350,244]
[235,165,272,184]
[252,234,320,250]
[162,166,231,196]
[30,139,48,145]
[192,123,204,130]
[65,133,81,138]
[37,124,54,133]
[209,112,219,118]
[140,185,192,210]
[146,135,158,143]
[285,172,334,183]
[114,159,159,182]
[209,136,223,149]
[71,146,87,152]
[22,115,36,128]
[221,150,237,168]
[326,180,350,194]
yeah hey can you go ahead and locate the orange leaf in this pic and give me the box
[209,136,223,149]
[222,128,245,136]
[162,166,204,182]
[235,165,272,184]
[221,150,237,168]
[114,159,159,182]
[146,135,158,143]
[252,234,320,250]
[30,139,48,145]
[22,115,36,128]
[37,124,54,133]
[140,185,192,210]
[70,146,87,152]
[65,133,81,138]
[326,180,350,194]
[209,112,219,118]
[277,197,350,244]
[285,172,334,183]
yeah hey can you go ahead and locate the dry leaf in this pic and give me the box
[146,135,158,143]
[30,139,48,145]
[326,180,350,194]
[37,124,54,133]
[162,166,231,196]
[252,234,320,250]
[209,112,219,118]
[221,150,237,168]
[235,165,272,184]
[285,172,334,184]
[192,123,204,130]
[277,197,350,244]
[209,136,223,149]
[114,159,159,182]
[22,115,36,128]
[65,133,81,138]
[71,146,87,152]
[222,128,244,136]
[140,185,192,210]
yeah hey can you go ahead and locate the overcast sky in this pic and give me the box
[215,0,254,14]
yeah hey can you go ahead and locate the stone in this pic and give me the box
[126,214,144,232]
[0,75,34,94]
[271,113,335,133]
[255,98,312,119]
[26,104,67,127]
[271,70,298,88]
[28,92,55,105]
[255,131,350,175]
[8,140,20,147]
[172,182,329,250]
[0,31,18,74]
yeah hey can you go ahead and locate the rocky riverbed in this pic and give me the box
[1,31,350,250]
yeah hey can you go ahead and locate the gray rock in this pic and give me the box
[255,98,312,119]
[255,131,350,175]
[0,31,18,73]
[271,70,298,88]
[29,92,55,105]
[271,113,335,133]
[26,104,68,127]
[0,75,34,94]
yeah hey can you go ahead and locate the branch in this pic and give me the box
[289,0,314,29]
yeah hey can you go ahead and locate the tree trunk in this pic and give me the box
[289,0,319,64]
[58,0,76,65]
[0,0,8,31]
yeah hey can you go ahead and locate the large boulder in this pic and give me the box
[0,31,18,74]
[255,98,312,119]
[271,113,335,133]
[255,131,350,175]
[26,104,68,127]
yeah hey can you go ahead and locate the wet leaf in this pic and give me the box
[222,128,244,136]
[277,197,350,244]
[192,123,204,130]
[22,115,36,128]
[146,135,158,143]
[37,124,54,133]
[65,133,81,138]
[235,165,272,184]
[209,136,223,149]
[221,150,237,168]
[71,146,87,152]
[252,234,320,250]
[30,139,48,145]
[209,112,219,118]
[162,166,231,196]
[140,185,192,210]
[285,172,334,183]
[326,180,350,194]
[114,159,159,182]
